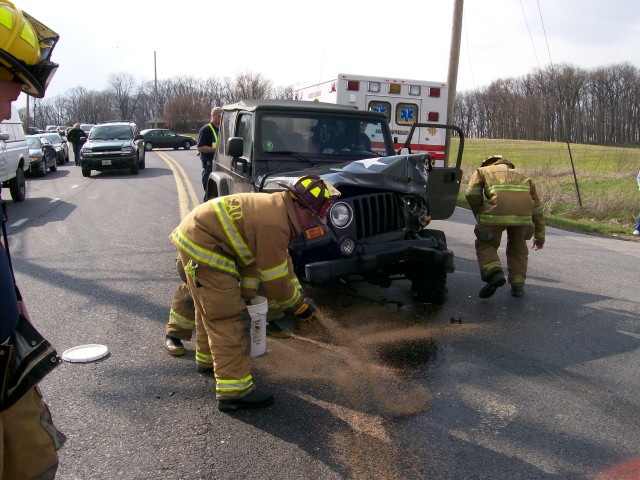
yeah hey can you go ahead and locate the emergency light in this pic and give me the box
[429,87,441,98]
[368,81,381,93]
[346,80,360,91]
[428,112,439,122]
[388,84,401,94]
[409,85,421,96]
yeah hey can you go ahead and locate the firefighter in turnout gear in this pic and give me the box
[465,155,545,298]
[170,175,339,411]
[0,2,66,478]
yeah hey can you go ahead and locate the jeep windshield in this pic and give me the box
[258,114,392,161]
[89,126,133,141]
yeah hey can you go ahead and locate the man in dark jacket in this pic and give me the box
[465,155,545,298]
[67,122,88,165]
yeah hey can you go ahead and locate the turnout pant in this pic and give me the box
[165,282,213,369]
[474,224,530,287]
[177,251,254,399]
[0,387,66,480]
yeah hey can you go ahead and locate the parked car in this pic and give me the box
[37,132,69,164]
[79,124,94,134]
[140,128,197,151]
[26,126,44,134]
[79,121,145,177]
[25,135,57,176]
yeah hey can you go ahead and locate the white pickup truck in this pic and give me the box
[0,105,29,202]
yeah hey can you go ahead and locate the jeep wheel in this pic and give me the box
[144,142,153,152]
[412,268,448,305]
[8,167,26,201]
[183,140,192,150]
[81,168,91,177]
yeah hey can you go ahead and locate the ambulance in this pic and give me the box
[293,73,448,164]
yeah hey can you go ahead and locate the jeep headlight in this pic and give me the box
[329,202,352,228]
[121,147,134,154]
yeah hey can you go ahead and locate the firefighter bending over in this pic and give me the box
[169,175,339,411]
[465,155,545,299]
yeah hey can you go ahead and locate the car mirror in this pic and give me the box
[227,137,244,157]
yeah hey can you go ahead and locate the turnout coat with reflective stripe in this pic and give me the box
[170,191,306,311]
[465,161,545,242]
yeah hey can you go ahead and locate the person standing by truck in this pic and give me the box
[197,106,221,196]
[67,122,87,165]
[0,1,66,477]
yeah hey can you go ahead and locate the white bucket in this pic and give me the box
[247,296,268,357]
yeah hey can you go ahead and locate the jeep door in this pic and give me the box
[405,123,464,220]
[214,110,253,195]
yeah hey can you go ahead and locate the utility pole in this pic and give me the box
[154,51,158,129]
[444,0,463,166]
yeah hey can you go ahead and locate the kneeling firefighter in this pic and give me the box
[169,175,339,411]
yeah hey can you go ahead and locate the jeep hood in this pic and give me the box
[258,153,462,220]
[261,154,432,196]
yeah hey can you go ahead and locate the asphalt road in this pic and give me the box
[2,150,639,480]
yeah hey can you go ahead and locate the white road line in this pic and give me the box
[10,218,28,227]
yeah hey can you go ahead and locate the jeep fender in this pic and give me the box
[206,172,232,200]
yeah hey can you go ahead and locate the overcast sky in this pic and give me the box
[16,0,640,109]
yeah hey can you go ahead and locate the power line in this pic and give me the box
[519,0,541,70]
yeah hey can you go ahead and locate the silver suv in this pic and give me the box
[79,122,145,177]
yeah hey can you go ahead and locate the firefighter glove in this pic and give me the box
[294,302,316,323]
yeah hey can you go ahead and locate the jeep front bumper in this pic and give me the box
[303,238,455,282]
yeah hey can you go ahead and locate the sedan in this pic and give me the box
[38,132,69,164]
[25,135,57,176]
[140,128,197,151]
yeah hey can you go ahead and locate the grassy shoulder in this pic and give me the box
[452,138,640,240]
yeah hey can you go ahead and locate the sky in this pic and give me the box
[15,0,640,110]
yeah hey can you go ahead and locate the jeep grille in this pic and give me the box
[351,192,404,239]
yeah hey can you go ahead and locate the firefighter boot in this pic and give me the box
[217,389,275,412]
[165,335,186,356]
[511,285,524,297]
[479,271,506,299]
[266,320,291,338]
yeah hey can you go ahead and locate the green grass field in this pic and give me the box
[451,138,640,237]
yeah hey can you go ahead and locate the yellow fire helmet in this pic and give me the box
[0,1,59,98]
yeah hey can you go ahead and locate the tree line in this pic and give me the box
[22,63,640,146]
[453,62,640,145]
[22,71,292,133]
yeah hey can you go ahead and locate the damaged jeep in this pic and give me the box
[206,99,464,304]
